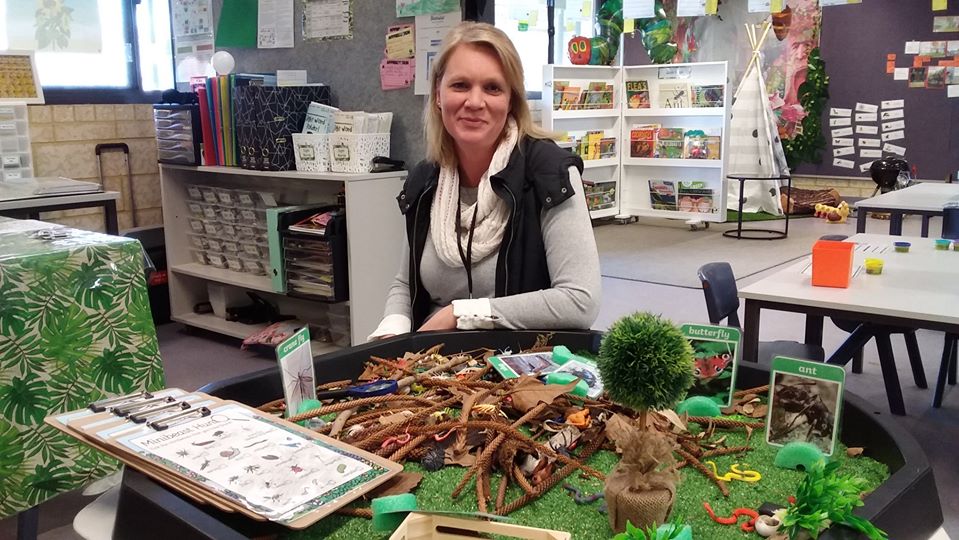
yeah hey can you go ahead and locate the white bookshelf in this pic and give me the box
[620,62,730,224]
[542,62,730,225]
[160,165,407,347]
[542,65,623,221]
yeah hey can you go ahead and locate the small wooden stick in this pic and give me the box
[734,385,769,398]
[685,417,764,429]
[288,394,435,422]
[335,507,373,518]
[476,469,488,514]
[495,474,510,510]
[387,434,430,461]
[674,445,752,469]
[676,447,729,497]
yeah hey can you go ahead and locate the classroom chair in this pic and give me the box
[697,262,825,364]
[933,334,958,408]
[942,206,959,240]
[818,234,928,389]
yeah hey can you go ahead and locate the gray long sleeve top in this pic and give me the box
[369,167,601,337]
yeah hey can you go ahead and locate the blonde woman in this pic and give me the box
[369,22,600,339]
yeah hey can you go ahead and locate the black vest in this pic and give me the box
[396,137,585,328]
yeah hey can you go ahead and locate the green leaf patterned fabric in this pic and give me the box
[0,219,164,517]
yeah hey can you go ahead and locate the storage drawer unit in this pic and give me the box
[153,104,201,165]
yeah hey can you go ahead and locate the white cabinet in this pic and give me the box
[160,164,407,350]
[543,62,730,224]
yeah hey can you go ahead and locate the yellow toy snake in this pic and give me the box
[705,461,762,483]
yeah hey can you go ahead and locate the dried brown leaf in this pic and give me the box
[605,413,637,453]
[743,403,755,415]
[846,447,864,458]
[745,426,754,444]
[749,404,768,418]
[720,405,738,415]
[655,409,688,433]
[370,472,423,497]
[507,376,578,413]
[444,446,477,467]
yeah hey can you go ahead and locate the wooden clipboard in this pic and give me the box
[46,389,402,529]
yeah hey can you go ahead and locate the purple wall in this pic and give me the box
[623,2,959,180]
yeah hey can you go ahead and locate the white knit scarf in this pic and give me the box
[430,118,517,268]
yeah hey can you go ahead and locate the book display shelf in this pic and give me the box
[543,62,730,227]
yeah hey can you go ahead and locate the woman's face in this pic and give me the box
[437,44,511,157]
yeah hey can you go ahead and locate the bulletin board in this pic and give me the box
[213,0,434,167]
[792,0,959,180]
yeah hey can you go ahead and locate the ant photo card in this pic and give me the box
[680,323,740,407]
[488,352,560,379]
[766,357,845,457]
[277,327,317,419]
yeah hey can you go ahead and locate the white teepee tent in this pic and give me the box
[725,22,790,215]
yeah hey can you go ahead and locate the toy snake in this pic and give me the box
[703,502,759,532]
[705,461,762,483]
[562,483,605,504]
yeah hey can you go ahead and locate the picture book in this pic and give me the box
[560,86,581,110]
[683,129,722,160]
[585,131,603,160]
[680,324,740,407]
[766,357,845,457]
[658,82,691,108]
[585,180,617,211]
[488,352,560,379]
[926,66,947,89]
[630,124,658,158]
[552,80,569,110]
[648,180,677,210]
[584,81,608,109]
[625,80,650,109]
[677,181,715,213]
[601,84,615,109]
[654,127,684,159]
[598,137,616,159]
[690,85,724,108]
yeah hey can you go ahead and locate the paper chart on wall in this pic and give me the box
[859,162,873,172]
[905,41,921,55]
[120,404,383,524]
[949,85,959,98]
[676,0,707,17]
[303,0,352,41]
[414,11,461,95]
[860,149,882,158]
[386,24,415,59]
[397,0,460,17]
[623,0,656,18]
[832,138,854,147]
[855,102,878,113]
[258,0,294,48]
[6,0,103,53]
[881,99,904,109]
[172,0,215,83]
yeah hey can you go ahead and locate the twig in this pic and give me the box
[734,385,769,398]
[335,507,372,518]
[675,447,729,497]
[288,394,436,422]
[685,416,764,429]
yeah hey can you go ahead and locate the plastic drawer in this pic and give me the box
[187,234,209,250]
[190,249,208,265]
[287,278,334,299]
[215,188,237,206]
[199,186,219,204]
[153,108,192,121]
[202,220,222,236]
[218,205,239,223]
[220,239,240,254]
[156,128,194,141]
[206,252,227,269]
[157,139,194,153]
[154,118,191,130]
[224,254,243,273]
[220,222,237,238]
[235,224,267,241]
[206,237,224,252]
[186,201,205,217]
[188,218,205,234]
[197,202,218,220]
[283,237,331,254]
[186,184,204,201]
[240,242,268,258]
[157,148,196,164]
[241,256,268,275]
[237,207,267,226]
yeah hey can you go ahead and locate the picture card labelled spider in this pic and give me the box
[766,357,845,457]
[680,323,740,408]
[277,327,317,421]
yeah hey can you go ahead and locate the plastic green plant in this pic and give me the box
[611,515,687,540]
[597,312,695,418]
[783,47,829,169]
[782,460,887,540]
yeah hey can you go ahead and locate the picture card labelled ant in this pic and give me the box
[680,323,741,408]
[766,357,846,457]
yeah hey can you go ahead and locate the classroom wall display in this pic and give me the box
[797,0,959,179]
[214,0,432,167]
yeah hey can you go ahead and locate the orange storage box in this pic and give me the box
[811,240,854,288]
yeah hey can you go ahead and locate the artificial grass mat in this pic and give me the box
[290,423,888,539]
[725,210,814,222]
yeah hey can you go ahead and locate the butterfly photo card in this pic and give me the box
[680,323,741,407]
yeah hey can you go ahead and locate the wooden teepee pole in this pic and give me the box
[735,21,773,100]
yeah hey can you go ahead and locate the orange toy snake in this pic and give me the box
[702,502,759,532]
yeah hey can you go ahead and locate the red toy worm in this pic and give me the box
[702,502,759,532]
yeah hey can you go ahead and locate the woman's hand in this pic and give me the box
[417,304,457,332]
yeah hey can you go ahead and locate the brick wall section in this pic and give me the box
[27,104,161,232]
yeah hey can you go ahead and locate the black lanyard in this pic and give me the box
[455,190,479,299]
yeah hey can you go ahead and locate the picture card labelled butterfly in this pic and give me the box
[681,323,741,407]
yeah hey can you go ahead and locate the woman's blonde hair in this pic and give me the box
[424,21,554,168]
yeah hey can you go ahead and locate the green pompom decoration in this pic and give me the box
[675,396,721,417]
[597,312,695,413]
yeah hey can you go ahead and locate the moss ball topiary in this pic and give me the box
[598,312,696,412]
